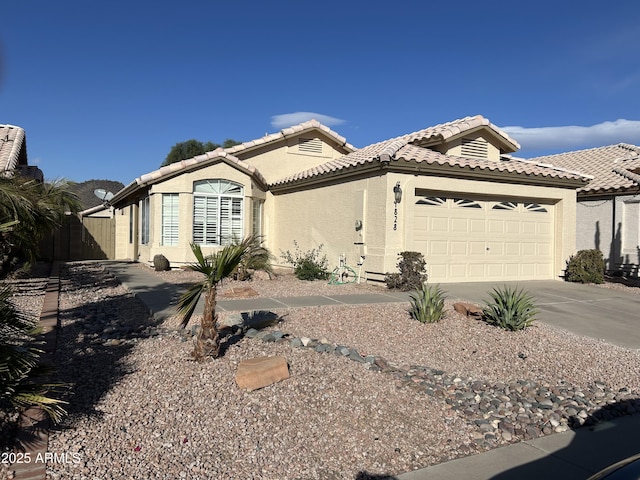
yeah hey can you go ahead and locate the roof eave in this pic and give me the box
[270,160,588,193]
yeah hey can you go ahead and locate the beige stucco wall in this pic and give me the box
[235,133,348,184]
[270,175,388,280]
[114,204,137,260]
[271,172,577,283]
[116,161,267,266]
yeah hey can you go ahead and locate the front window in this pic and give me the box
[252,199,264,237]
[140,196,150,245]
[162,194,179,246]
[193,180,243,246]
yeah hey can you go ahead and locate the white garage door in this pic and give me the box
[413,195,554,282]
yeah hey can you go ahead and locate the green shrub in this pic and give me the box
[280,241,329,281]
[385,251,428,291]
[482,286,537,331]
[565,249,605,284]
[409,283,446,323]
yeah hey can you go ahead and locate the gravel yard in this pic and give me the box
[3,263,640,479]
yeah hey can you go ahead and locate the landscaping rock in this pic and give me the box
[236,356,290,391]
[453,302,483,318]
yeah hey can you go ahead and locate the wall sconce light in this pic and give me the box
[393,182,402,204]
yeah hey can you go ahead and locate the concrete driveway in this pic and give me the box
[442,280,640,350]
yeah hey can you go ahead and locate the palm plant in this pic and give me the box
[176,237,255,361]
[0,176,81,273]
[233,235,273,281]
[0,285,66,422]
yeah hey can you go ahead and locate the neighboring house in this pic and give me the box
[528,144,640,277]
[109,115,590,283]
[0,124,43,181]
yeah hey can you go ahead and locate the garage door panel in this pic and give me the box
[431,217,449,231]
[430,264,448,279]
[467,264,485,277]
[506,221,520,234]
[451,218,468,232]
[414,195,554,282]
[522,222,537,234]
[431,241,448,255]
[450,241,467,255]
[469,241,485,255]
[506,243,520,256]
[538,244,552,256]
[487,242,504,255]
[488,220,504,233]
[538,223,552,235]
[450,265,469,278]
[487,264,504,277]
[470,219,485,233]
[504,264,520,277]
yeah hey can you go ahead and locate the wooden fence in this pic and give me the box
[41,215,115,261]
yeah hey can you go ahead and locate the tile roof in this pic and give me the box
[224,119,355,155]
[528,144,640,194]
[111,119,355,205]
[403,115,521,150]
[0,124,26,173]
[136,149,267,187]
[271,116,588,188]
[111,149,268,206]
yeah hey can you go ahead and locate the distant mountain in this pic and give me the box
[67,179,125,211]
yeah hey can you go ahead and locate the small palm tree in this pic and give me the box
[176,238,255,361]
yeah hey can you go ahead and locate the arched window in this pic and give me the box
[193,180,243,246]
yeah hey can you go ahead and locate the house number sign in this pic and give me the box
[393,202,398,231]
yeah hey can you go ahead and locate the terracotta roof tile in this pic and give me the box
[130,119,355,189]
[528,144,640,193]
[404,115,521,150]
[137,149,267,187]
[0,124,26,173]
[224,119,355,156]
[271,116,584,187]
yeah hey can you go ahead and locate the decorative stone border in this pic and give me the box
[243,325,640,451]
[9,263,61,480]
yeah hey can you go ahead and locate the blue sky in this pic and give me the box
[1,0,639,185]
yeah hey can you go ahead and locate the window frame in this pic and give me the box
[161,193,179,246]
[140,196,150,245]
[192,180,244,246]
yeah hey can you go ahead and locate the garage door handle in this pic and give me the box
[486,247,490,251]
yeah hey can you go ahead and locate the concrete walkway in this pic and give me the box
[101,261,640,479]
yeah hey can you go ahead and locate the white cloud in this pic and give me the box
[501,119,640,152]
[271,112,346,129]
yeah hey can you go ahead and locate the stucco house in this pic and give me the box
[0,124,43,181]
[528,144,640,277]
[109,115,591,283]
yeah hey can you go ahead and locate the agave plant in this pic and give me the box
[176,237,255,361]
[408,283,446,324]
[482,286,538,331]
[0,285,66,422]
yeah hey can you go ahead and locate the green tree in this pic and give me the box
[176,238,255,361]
[0,176,81,275]
[161,138,242,167]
